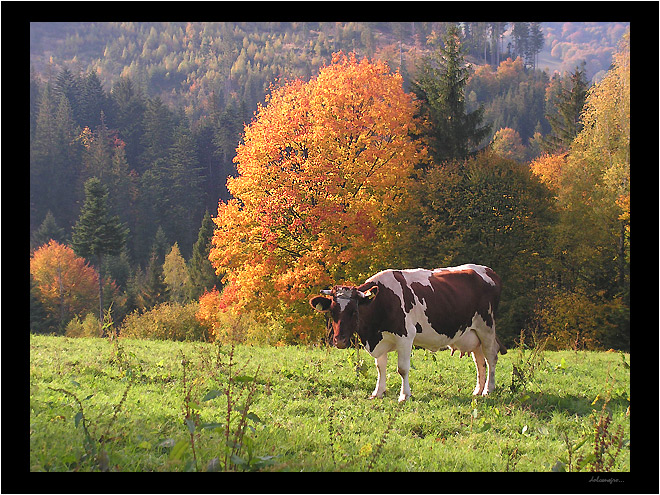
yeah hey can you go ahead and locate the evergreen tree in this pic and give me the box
[82,112,113,182]
[140,96,175,172]
[511,22,529,64]
[53,67,83,126]
[54,93,84,228]
[79,71,107,129]
[31,211,66,250]
[166,123,204,254]
[110,76,146,169]
[31,85,83,232]
[139,248,169,310]
[71,177,128,334]
[188,210,220,300]
[411,24,491,164]
[30,65,42,138]
[543,64,589,153]
[527,22,544,70]
[30,273,56,334]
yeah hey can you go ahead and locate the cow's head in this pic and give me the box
[310,285,378,349]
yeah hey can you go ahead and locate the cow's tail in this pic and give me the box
[496,335,507,355]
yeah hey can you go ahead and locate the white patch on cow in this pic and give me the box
[433,264,496,286]
[366,268,434,316]
[336,297,351,311]
[411,308,493,354]
[333,287,354,311]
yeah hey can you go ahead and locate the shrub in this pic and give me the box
[120,302,210,342]
[197,288,289,346]
[65,313,101,338]
[534,291,629,351]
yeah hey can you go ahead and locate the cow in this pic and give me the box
[310,264,506,402]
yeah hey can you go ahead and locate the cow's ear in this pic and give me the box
[358,286,378,303]
[310,296,332,312]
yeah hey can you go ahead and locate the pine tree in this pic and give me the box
[82,112,113,182]
[527,22,544,70]
[31,84,83,232]
[188,210,220,300]
[80,71,107,129]
[30,65,42,138]
[140,96,175,172]
[166,123,204,254]
[511,22,529,65]
[53,67,83,126]
[31,211,66,250]
[411,24,491,164]
[543,64,589,153]
[111,76,146,169]
[139,248,169,310]
[71,178,128,334]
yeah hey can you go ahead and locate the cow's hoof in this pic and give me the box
[369,392,385,399]
[398,394,411,403]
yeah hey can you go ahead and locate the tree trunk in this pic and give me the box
[97,253,104,337]
[618,220,626,290]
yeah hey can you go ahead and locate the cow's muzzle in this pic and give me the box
[334,337,350,349]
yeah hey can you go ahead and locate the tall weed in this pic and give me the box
[177,345,274,472]
[509,329,548,396]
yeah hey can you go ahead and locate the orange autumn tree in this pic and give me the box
[209,52,425,342]
[30,240,100,329]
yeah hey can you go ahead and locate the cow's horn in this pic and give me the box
[320,289,333,296]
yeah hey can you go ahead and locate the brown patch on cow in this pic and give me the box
[410,268,501,339]
[392,270,415,313]
[353,281,407,351]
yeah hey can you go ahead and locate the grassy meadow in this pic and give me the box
[29,334,630,473]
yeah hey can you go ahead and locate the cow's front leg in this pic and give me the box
[370,353,388,399]
[396,347,413,402]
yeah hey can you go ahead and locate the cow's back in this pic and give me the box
[362,264,500,340]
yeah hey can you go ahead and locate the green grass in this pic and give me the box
[29,334,630,472]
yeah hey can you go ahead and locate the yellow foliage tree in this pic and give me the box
[209,52,425,341]
[561,29,630,289]
[491,127,526,162]
[529,152,568,192]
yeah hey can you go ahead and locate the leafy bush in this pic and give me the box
[197,288,289,346]
[65,313,101,338]
[534,291,629,351]
[120,302,210,342]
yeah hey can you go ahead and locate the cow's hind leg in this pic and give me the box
[473,325,499,395]
[396,343,414,402]
[370,353,388,399]
[471,345,487,395]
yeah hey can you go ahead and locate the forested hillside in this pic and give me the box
[29,22,629,351]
